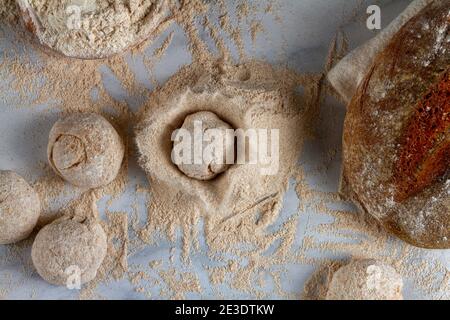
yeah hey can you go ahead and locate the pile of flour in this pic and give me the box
[0,0,447,300]
[19,0,170,58]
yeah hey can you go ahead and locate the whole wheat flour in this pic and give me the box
[31,213,107,286]
[0,0,448,300]
[0,170,41,244]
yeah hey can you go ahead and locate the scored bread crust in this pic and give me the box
[16,0,170,60]
[343,1,449,249]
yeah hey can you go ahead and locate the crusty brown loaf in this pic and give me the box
[16,0,170,60]
[343,1,449,249]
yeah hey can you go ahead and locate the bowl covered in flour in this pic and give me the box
[17,0,170,59]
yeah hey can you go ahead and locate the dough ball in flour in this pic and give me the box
[326,259,403,300]
[0,171,41,244]
[32,215,107,286]
[18,0,170,59]
[172,111,235,181]
[48,113,124,188]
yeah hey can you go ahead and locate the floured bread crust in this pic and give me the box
[343,1,450,248]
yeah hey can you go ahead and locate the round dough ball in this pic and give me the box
[48,113,124,188]
[172,111,235,181]
[18,0,170,59]
[0,171,40,244]
[32,215,107,286]
[326,259,403,300]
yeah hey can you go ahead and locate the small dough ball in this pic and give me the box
[326,259,403,300]
[32,215,107,286]
[0,171,40,244]
[48,113,124,188]
[173,111,234,181]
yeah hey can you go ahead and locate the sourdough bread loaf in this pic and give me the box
[47,113,125,189]
[342,1,449,248]
[328,0,433,104]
